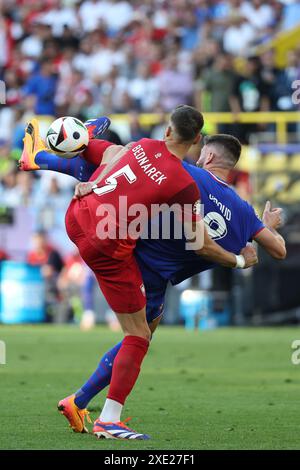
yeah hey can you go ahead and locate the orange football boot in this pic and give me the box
[18,119,49,171]
[58,394,91,433]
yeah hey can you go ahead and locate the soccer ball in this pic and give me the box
[46,116,89,158]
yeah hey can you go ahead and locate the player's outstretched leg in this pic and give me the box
[85,117,111,139]
[18,116,110,179]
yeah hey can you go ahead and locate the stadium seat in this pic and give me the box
[236,146,261,173]
[260,173,290,197]
[289,154,300,173]
[277,180,300,204]
[261,153,288,172]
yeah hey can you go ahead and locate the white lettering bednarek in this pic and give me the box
[132,144,167,185]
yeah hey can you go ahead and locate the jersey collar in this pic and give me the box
[206,170,229,187]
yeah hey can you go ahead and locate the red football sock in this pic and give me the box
[107,335,149,405]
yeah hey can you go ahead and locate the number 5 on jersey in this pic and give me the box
[93,164,137,196]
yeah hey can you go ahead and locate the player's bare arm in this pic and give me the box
[195,221,258,269]
[254,200,287,260]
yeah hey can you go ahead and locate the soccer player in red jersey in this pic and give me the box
[64,105,207,439]
[21,106,258,440]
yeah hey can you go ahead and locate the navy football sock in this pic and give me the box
[35,151,96,182]
[74,341,123,409]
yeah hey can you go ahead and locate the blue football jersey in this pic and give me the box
[135,162,264,286]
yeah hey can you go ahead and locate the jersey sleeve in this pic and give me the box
[167,182,201,222]
[247,204,265,240]
[81,139,115,165]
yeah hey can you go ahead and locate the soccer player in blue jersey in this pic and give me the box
[19,118,285,438]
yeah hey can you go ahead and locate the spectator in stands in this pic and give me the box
[55,67,95,117]
[281,0,300,31]
[127,63,160,111]
[27,230,64,322]
[0,141,14,178]
[78,0,107,33]
[20,21,51,60]
[150,107,168,140]
[230,56,270,143]
[0,169,36,208]
[27,231,63,272]
[128,111,150,141]
[259,49,281,111]
[0,169,18,208]
[36,176,73,212]
[158,54,194,111]
[57,250,87,324]
[195,52,237,133]
[100,66,130,114]
[240,0,275,32]
[180,8,200,50]
[274,50,300,112]
[22,58,57,116]
[223,15,255,56]
[0,249,8,261]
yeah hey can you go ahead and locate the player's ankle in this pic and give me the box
[100,398,123,423]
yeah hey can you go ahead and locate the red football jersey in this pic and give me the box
[82,138,200,260]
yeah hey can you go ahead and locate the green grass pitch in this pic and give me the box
[0,325,299,450]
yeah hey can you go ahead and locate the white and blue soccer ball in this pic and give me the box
[46,116,89,158]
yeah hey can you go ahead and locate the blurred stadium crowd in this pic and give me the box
[1,1,300,126]
[0,0,300,325]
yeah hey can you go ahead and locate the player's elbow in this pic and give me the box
[192,226,213,256]
[270,245,287,260]
[195,243,210,257]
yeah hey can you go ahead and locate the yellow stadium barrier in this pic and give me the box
[110,112,300,145]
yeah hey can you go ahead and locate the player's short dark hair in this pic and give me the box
[170,105,204,143]
[203,134,241,166]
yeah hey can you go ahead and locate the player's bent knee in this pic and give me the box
[116,311,151,341]
[142,326,152,342]
[125,325,151,342]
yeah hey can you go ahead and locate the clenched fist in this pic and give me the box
[240,244,258,268]
[73,182,94,199]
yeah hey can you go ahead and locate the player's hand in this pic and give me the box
[240,244,258,268]
[125,142,135,150]
[262,200,283,230]
[73,182,94,199]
